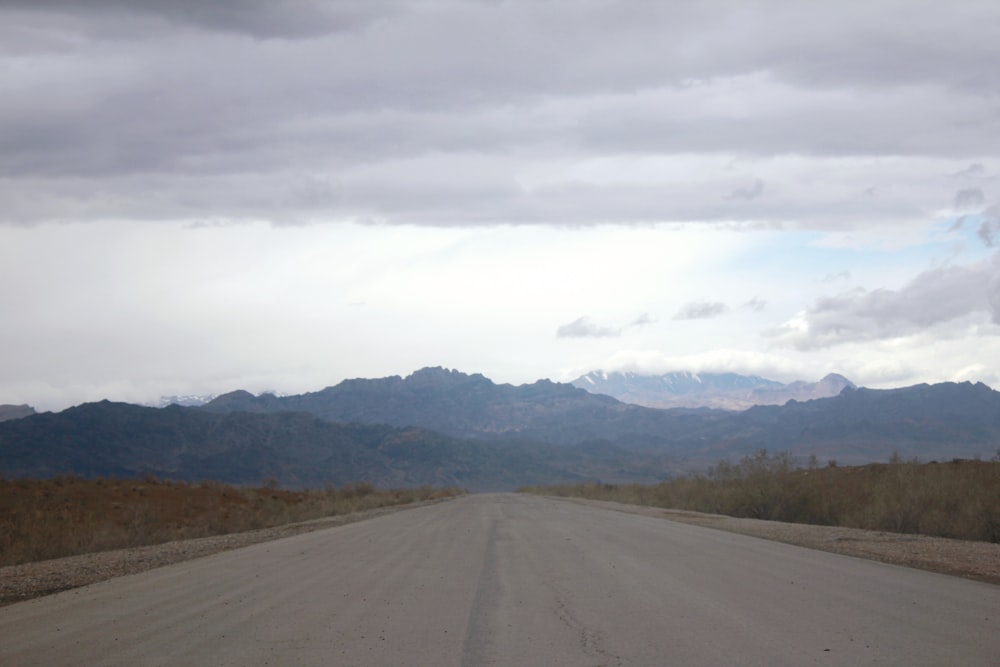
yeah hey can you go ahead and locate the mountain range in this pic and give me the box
[571,370,856,410]
[202,367,645,444]
[0,399,661,491]
[2,368,998,490]
[0,404,35,422]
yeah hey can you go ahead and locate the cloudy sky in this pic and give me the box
[3,0,1000,411]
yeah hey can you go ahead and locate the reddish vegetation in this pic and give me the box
[0,475,463,566]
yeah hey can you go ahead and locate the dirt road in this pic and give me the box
[1,493,997,665]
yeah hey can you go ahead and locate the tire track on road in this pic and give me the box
[461,516,501,666]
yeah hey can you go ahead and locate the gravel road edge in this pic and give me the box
[0,499,448,607]
[556,496,1000,586]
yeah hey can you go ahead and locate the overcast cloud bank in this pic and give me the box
[2,0,998,229]
[3,1,1000,408]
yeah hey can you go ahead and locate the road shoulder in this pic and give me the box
[551,496,1000,585]
[0,499,452,606]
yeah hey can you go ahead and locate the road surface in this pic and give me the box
[1,493,998,665]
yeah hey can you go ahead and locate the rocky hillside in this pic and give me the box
[201,368,1000,466]
[0,399,664,491]
[202,367,669,444]
[0,405,35,422]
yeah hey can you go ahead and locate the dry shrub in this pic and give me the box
[0,477,465,566]
[522,451,1000,543]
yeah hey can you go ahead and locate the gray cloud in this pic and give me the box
[977,205,1000,247]
[979,222,1000,247]
[744,297,767,312]
[725,179,765,201]
[819,271,851,284]
[631,313,656,327]
[952,163,987,178]
[556,317,620,339]
[2,2,999,226]
[674,302,729,320]
[1,0,401,39]
[955,188,986,210]
[768,258,1000,349]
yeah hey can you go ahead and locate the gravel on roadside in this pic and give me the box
[0,503,432,607]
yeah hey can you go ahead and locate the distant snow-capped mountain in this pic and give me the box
[154,394,218,408]
[155,389,293,409]
[571,370,855,410]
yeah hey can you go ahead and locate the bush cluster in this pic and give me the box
[0,476,464,566]
[522,450,1000,543]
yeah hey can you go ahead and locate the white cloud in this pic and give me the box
[0,221,762,408]
[564,349,814,384]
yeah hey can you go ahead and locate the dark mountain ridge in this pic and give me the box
[0,401,390,486]
[0,399,662,491]
[668,381,1000,464]
[204,367,646,443]
[203,369,1000,465]
[3,369,999,490]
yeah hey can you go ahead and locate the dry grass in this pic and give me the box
[521,451,1000,543]
[0,475,465,566]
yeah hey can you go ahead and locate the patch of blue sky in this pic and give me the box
[935,213,998,261]
[726,230,881,282]
[727,222,987,295]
